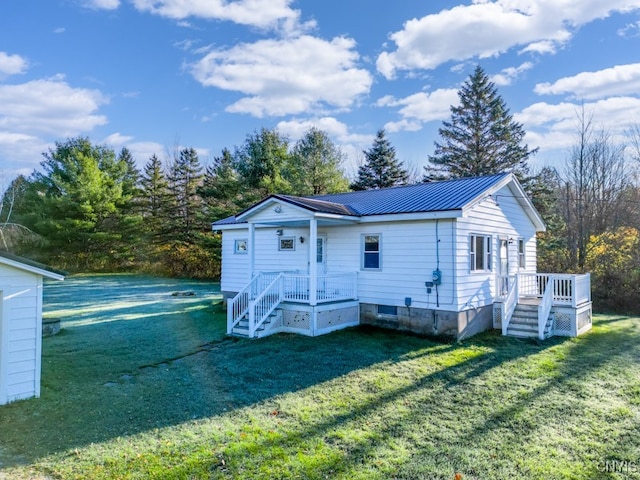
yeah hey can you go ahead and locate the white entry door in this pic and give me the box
[316,235,327,274]
[499,238,509,295]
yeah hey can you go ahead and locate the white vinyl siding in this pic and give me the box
[0,265,44,405]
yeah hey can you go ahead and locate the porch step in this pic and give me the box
[231,309,282,338]
[505,304,553,339]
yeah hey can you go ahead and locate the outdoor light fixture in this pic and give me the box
[276,229,283,236]
[299,236,304,243]
[508,237,514,244]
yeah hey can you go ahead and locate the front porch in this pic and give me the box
[227,271,359,338]
[494,273,592,339]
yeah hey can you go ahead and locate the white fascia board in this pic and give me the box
[212,223,247,231]
[358,210,462,224]
[0,257,64,281]
[236,197,313,222]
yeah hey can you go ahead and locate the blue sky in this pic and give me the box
[1,0,640,183]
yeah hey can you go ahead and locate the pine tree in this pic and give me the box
[140,154,172,243]
[198,148,249,221]
[351,129,409,191]
[424,66,537,182]
[288,127,349,195]
[167,147,204,244]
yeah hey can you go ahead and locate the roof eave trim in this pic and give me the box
[0,257,65,280]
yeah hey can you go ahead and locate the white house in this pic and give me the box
[0,252,64,405]
[213,173,592,341]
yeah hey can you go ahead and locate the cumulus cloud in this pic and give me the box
[190,35,372,118]
[130,0,302,31]
[0,52,28,77]
[377,89,459,133]
[534,63,640,99]
[516,96,640,150]
[0,75,108,136]
[491,62,535,86]
[377,0,640,78]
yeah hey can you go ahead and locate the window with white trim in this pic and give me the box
[234,239,247,254]
[518,238,525,269]
[470,234,492,272]
[362,234,381,270]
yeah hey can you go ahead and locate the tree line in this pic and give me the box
[2,66,640,312]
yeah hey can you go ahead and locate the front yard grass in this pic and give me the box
[1,274,639,479]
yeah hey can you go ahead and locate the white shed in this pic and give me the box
[0,252,64,405]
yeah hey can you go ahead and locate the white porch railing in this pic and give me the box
[228,272,358,336]
[496,273,591,339]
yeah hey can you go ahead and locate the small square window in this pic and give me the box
[234,239,247,254]
[279,237,295,251]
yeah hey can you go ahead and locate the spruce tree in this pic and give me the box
[167,147,204,244]
[351,129,409,190]
[424,66,537,182]
[140,154,171,243]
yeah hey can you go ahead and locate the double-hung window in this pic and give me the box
[470,234,492,272]
[362,234,381,270]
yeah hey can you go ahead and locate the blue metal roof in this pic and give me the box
[213,173,511,225]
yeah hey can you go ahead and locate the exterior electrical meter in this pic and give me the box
[432,269,442,285]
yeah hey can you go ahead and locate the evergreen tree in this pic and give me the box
[167,147,204,244]
[140,154,172,243]
[424,66,537,182]
[198,148,249,221]
[288,127,349,195]
[234,128,291,195]
[351,129,409,190]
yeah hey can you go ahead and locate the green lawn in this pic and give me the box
[1,275,639,479]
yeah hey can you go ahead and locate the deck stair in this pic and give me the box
[506,302,553,339]
[231,308,283,338]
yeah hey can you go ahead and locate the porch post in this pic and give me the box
[248,222,255,278]
[309,217,318,307]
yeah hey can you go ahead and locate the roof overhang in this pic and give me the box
[0,254,65,280]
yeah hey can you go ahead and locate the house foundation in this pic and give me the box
[359,303,493,340]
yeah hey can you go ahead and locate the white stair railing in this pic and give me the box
[501,275,518,336]
[538,275,555,340]
[227,272,267,334]
[249,273,284,337]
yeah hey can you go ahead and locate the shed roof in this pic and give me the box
[0,251,66,280]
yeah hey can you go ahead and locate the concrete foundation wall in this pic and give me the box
[360,303,493,340]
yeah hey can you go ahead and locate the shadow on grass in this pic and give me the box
[3,275,634,479]
[1,277,543,472]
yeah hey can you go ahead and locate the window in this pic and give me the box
[362,234,381,270]
[470,234,492,272]
[518,238,525,269]
[234,239,247,254]
[279,237,295,251]
[377,305,397,316]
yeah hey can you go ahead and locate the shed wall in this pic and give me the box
[0,264,43,405]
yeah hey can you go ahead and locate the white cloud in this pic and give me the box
[0,75,108,136]
[534,63,640,99]
[83,0,120,9]
[377,88,459,133]
[491,62,535,86]
[377,0,640,79]
[516,96,640,151]
[191,35,372,118]
[130,0,301,30]
[0,52,28,77]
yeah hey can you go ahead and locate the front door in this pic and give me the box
[499,238,509,295]
[316,235,327,274]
